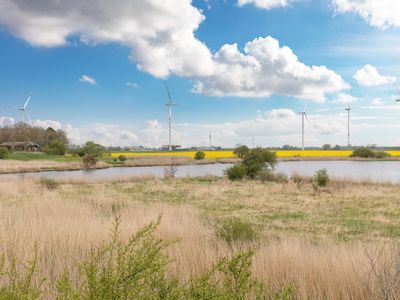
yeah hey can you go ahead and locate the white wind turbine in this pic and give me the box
[10,94,32,123]
[299,103,309,151]
[164,81,178,152]
[345,106,351,147]
[394,83,400,102]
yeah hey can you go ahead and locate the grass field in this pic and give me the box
[1,176,400,298]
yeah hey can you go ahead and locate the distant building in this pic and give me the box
[0,142,40,152]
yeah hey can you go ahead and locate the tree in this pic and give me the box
[241,148,277,179]
[72,141,107,158]
[322,144,331,150]
[194,151,205,160]
[233,145,249,158]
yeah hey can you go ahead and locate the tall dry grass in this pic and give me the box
[0,159,109,174]
[0,178,398,298]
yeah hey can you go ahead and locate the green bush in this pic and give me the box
[39,178,59,190]
[241,148,277,179]
[194,151,205,160]
[0,245,43,300]
[118,154,127,162]
[45,140,67,155]
[374,150,390,159]
[351,147,375,158]
[213,217,260,245]
[0,147,9,159]
[82,154,97,169]
[233,145,250,158]
[313,169,329,187]
[225,164,247,180]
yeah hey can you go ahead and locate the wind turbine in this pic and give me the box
[164,81,178,152]
[299,103,308,151]
[394,83,400,102]
[345,106,351,147]
[10,94,32,123]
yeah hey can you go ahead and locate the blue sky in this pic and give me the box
[0,0,400,147]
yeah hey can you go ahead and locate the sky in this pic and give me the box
[0,0,400,148]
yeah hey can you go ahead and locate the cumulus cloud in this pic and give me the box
[237,0,294,10]
[193,37,349,102]
[0,117,15,127]
[332,0,400,29]
[0,0,347,101]
[79,75,97,85]
[353,65,395,87]
[331,93,358,104]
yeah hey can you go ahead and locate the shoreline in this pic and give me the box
[1,156,400,175]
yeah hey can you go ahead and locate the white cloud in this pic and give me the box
[332,0,400,29]
[194,37,349,102]
[125,82,139,88]
[353,65,395,87]
[371,98,384,106]
[0,0,347,101]
[331,93,358,104]
[237,0,294,10]
[0,117,15,127]
[79,75,97,85]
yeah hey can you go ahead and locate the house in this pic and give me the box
[0,142,40,152]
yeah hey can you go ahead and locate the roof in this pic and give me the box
[0,142,40,147]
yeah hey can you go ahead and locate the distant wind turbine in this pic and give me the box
[299,103,309,151]
[393,83,400,102]
[345,106,351,147]
[164,81,178,152]
[9,94,32,123]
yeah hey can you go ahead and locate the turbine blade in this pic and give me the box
[23,94,32,109]
[164,81,173,104]
[393,82,400,95]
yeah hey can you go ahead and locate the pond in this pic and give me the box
[1,161,400,183]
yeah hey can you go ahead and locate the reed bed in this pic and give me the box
[1,177,400,298]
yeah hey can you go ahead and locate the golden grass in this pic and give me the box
[1,177,400,298]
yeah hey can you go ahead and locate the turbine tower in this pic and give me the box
[345,106,351,147]
[299,104,308,151]
[10,94,32,123]
[164,81,177,152]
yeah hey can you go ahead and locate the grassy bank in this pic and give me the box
[1,176,400,298]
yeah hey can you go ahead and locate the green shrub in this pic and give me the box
[351,147,375,158]
[374,150,390,159]
[241,148,277,179]
[225,164,247,181]
[233,145,250,158]
[213,217,260,245]
[0,245,44,300]
[39,178,59,190]
[0,147,9,159]
[118,154,127,162]
[194,151,205,160]
[82,154,97,169]
[313,169,329,187]
[45,140,66,155]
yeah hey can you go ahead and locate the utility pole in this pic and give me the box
[345,107,351,147]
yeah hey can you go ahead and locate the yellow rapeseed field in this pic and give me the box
[111,150,400,158]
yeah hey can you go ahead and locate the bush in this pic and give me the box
[313,169,329,187]
[194,151,205,160]
[241,148,277,179]
[55,217,277,299]
[39,178,59,190]
[45,140,66,155]
[0,245,43,300]
[82,154,97,169]
[213,217,260,245]
[374,150,391,159]
[225,164,246,181]
[118,154,127,162]
[233,145,249,158]
[351,147,376,158]
[0,147,9,159]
